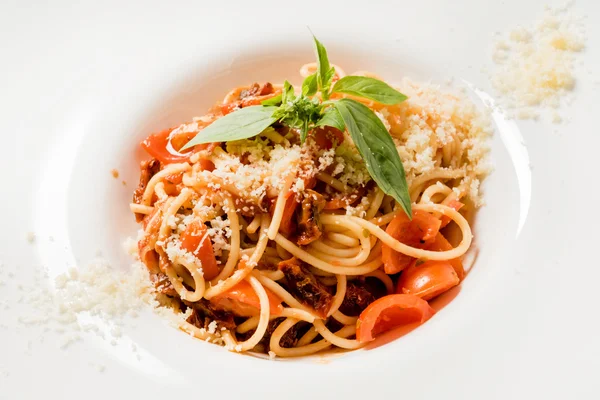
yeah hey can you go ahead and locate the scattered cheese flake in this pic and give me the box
[215,140,316,203]
[26,232,36,243]
[3,255,207,355]
[164,239,200,266]
[489,4,585,120]
[207,320,218,334]
[122,236,139,257]
[317,148,335,171]
[207,216,231,257]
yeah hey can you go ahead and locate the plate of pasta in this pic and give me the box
[127,35,487,357]
[3,0,599,399]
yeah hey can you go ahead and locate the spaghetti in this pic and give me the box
[130,64,489,358]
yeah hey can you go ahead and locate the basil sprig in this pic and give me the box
[313,36,336,100]
[271,80,323,144]
[181,35,412,217]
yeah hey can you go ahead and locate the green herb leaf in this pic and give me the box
[282,80,296,104]
[181,106,278,150]
[272,95,323,145]
[331,76,408,105]
[316,107,345,132]
[261,94,282,106]
[302,73,318,96]
[300,120,310,145]
[333,98,412,217]
[312,35,335,100]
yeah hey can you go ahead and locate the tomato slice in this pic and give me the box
[323,185,367,210]
[220,92,282,116]
[396,260,460,300]
[272,175,317,234]
[323,197,348,210]
[427,233,465,280]
[210,280,283,317]
[440,200,464,228]
[270,194,298,235]
[179,221,220,280]
[310,126,345,149]
[302,175,317,191]
[141,125,218,165]
[197,158,215,172]
[141,128,195,164]
[356,294,436,343]
[381,210,442,274]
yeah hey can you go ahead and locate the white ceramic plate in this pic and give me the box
[2,0,600,398]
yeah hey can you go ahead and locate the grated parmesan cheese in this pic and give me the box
[345,195,369,218]
[207,320,218,334]
[122,235,139,257]
[3,254,213,357]
[489,3,585,120]
[215,140,316,204]
[206,215,232,257]
[317,148,335,171]
[164,239,201,269]
[166,215,178,229]
[332,144,371,187]
[384,78,492,206]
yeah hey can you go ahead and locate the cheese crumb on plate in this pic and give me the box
[489,4,586,121]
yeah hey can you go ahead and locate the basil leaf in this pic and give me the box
[302,73,318,96]
[261,94,282,106]
[282,80,295,104]
[312,35,334,99]
[331,76,408,105]
[181,106,278,150]
[316,107,345,132]
[333,98,412,217]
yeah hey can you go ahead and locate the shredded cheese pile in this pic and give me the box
[3,254,196,353]
[489,4,586,121]
[383,78,492,206]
